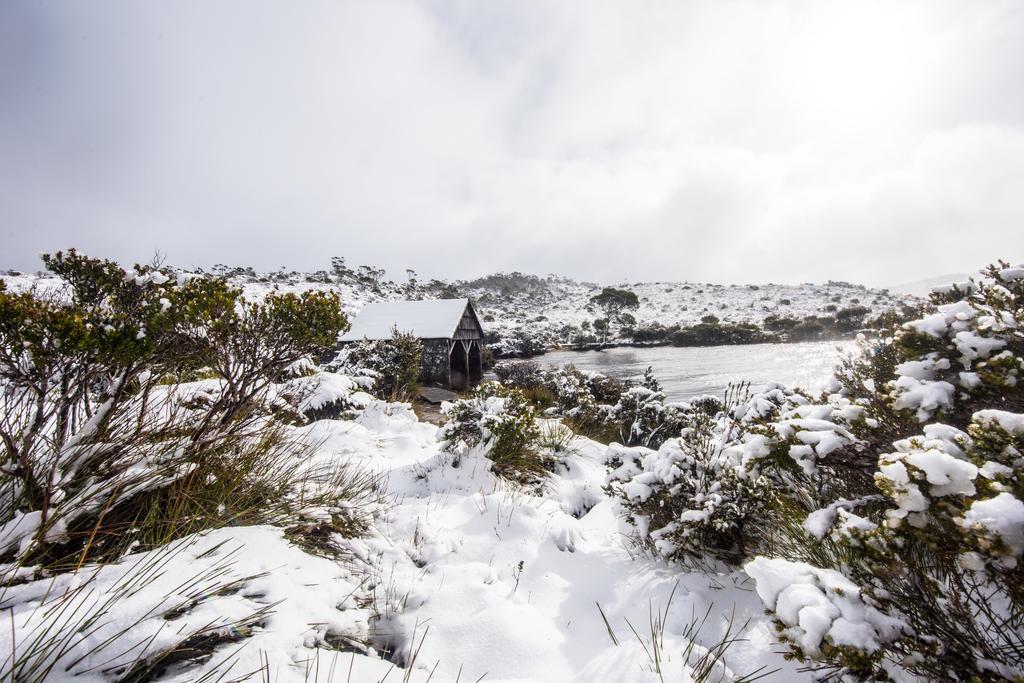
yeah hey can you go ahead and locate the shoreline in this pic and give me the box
[497,335,859,360]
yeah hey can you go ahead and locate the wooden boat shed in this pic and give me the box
[338,298,484,389]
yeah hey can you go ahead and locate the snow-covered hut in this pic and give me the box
[339,298,485,389]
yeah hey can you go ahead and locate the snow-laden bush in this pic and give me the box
[439,382,543,482]
[748,410,1024,679]
[331,328,423,401]
[886,261,1023,424]
[494,359,625,408]
[606,378,882,565]
[493,358,545,387]
[0,250,370,576]
[278,370,374,421]
[601,261,1024,679]
[494,359,703,449]
[740,261,1024,681]
[607,405,772,563]
[0,250,384,680]
[493,361,625,437]
[487,330,547,358]
[603,385,690,449]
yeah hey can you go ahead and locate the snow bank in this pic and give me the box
[1,527,391,682]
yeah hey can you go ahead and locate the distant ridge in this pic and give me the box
[888,273,974,298]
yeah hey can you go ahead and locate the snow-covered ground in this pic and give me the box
[3,392,803,682]
[326,406,802,682]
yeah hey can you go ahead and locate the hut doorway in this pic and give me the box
[468,341,482,383]
[449,341,470,389]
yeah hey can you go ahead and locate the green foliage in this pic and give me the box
[0,249,359,576]
[439,382,544,482]
[590,287,640,315]
[337,328,423,401]
[493,360,626,436]
[457,271,550,299]
[671,320,769,346]
[834,305,869,332]
[590,287,640,343]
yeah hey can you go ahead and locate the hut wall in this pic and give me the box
[453,307,483,340]
[420,339,451,385]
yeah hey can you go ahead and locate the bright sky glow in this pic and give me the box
[1,0,1021,285]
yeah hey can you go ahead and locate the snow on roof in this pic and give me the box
[339,298,472,341]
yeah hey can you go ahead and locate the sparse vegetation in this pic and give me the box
[333,327,423,401]
[601,260,1024,681]
[439,382,544,482]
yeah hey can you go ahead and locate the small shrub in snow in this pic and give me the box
[602,382,867,564]
[279,370,371,422]
[493,360,625,435]
[439,383,543,482]
[333,328,423,401]
[536,420,579,459]
[603,385,690,449]
[607,400,773,564]
[487,330,547,358]
[493,359,544,386]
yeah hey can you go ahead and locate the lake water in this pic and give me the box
[538,341,854,403]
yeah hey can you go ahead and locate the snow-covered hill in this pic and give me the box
[2,265,920,352]
[457,273,913,346]
[887,272,973,298]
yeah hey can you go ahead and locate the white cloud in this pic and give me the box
[0,0,1021,283]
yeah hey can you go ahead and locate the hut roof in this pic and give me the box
[339,298,474,342]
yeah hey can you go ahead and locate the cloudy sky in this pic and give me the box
[1,1,1021,285]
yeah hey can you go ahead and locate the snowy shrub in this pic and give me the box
[487,330,547,358]
[545,364,603,417]
[0,250,368,578]
[603,385,690,449]
[688,394,723,417]
[494,359,544,386]
[743,386,880,510]
[885,261,1024,424]
[493,361,625,433]
[278,370,372,421]
[607,383,880,567]
[751,412,1024,680]
[332,328,423,400]
[439,383,543,481]
[742,261,1024,681]
[493,359,558,407]
[536,420,579,458]
[607,392,775,564]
